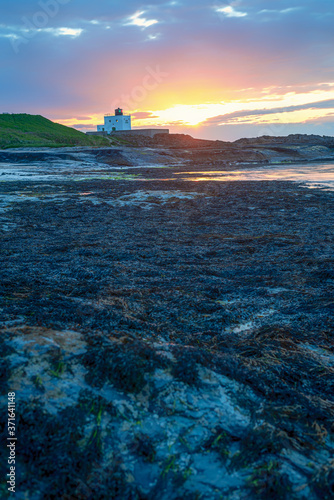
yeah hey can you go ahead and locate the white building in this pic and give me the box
[97,108,131,133]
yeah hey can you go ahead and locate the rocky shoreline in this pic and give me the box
[0,146,334,499]
[1,131,334,167]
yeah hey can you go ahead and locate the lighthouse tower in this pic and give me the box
[97,108,132,133]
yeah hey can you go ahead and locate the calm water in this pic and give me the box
[176,162,334,191]
[1,159,334,191]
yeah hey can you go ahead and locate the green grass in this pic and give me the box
[0,113,110,149]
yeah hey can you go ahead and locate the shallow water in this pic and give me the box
[0,159,136,182]
[176,162,334,190]
[1,157,334,191]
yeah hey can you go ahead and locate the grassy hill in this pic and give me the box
[0,113,110,149]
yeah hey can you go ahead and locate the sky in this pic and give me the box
[1,0,334,141]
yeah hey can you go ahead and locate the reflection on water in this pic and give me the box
[176,163,334,191]
[1,158,334,191]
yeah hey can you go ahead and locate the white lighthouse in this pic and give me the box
[97,108,131,133]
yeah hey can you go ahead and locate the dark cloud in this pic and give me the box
[203,100,334,126]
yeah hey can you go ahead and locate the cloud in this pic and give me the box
[0,23,83,43]
[0,33,19,40]
[132,111,159,119]
[259,8,302,15]
[71,123,94,130]
[74,116,93,121]
[43,27,83,37]
[125,11,159,29]
[203,99,334,125]
[1,0,334,140]
[216,5,247,18]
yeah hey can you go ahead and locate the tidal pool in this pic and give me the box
[176,162,334,190]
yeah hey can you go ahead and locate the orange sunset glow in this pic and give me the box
[2,2,334,140]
